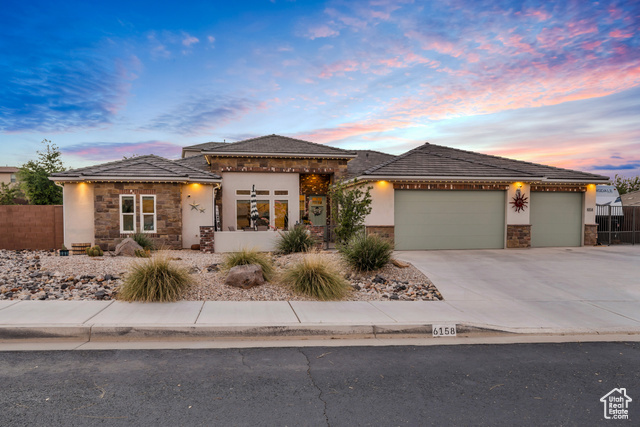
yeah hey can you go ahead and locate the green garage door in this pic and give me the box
[530,192,582,247]
[394,190,505,250]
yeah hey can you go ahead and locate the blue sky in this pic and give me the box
[1,0,639,177]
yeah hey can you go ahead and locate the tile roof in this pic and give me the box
[182,141,228,153]
[361,142,610,181]
[0,167,19,173]
[347,150,396,178]
[202,134,357,157]
[50,155,221,182]
[173,154,211,173]
[621,189,640,206]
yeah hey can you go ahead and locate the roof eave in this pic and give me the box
[203,152,357,159]
[49,176,221,183]
[353,175,609,184]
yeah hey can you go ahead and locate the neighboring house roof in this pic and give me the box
[202,134,357,158]
[181,141,227,158]
[621,189,640,206]
[0,167,19,173]
[347,150,396,178]
[50,155,221,183]
[360,142,610,182]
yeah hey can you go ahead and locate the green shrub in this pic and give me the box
[131,232,154,250]
[339,233,393,271]
[86,245,103,257]
[118,254,192,302]
[135,249,150,258]
[275,225,317,254]
[222,248,275,281]
[282,254,350,300]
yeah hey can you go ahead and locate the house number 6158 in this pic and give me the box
[432,325,457,337]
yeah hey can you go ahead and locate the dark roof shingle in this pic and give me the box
[361,143,609,181]
[50,155,220,181]
[202,134,356,157]
[347,150,396,178]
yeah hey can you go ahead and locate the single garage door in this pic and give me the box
[394,190,505,250]
[530,192,582,247]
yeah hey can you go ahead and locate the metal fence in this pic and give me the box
[596,205,640,245]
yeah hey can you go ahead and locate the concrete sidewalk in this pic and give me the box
[0,246,638,346]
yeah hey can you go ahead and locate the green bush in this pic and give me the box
[275,225,317,254]
[339,233,393,271]
[118,254,192,302]
[131,232,154,250]
[282,254,350,300]
[86,245,103,257]
[222,248,275,281]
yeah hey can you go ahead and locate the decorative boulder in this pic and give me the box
[224,264,265,289]
[191,244,201,251]
[115,238,144,257]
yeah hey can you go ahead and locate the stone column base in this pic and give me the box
[365,226,395,245]
[507,224,531,248]
[584,224,598,246]
[200,226,215,253]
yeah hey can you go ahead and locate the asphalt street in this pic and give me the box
[1,342,638,426]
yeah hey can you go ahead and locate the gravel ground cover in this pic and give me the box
[0,249,442,302]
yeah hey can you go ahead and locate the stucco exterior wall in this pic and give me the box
[0,172,17,185]
[584,184,597,224]
[506,182,531,225]
[214,230,280,253]
[221,172,299,231]
[181,183,215,248]
[63,183,95,248]
[365,180,394,226]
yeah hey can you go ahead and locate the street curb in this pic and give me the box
[1,323,639,343]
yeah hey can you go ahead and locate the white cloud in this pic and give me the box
[182,34,200,47]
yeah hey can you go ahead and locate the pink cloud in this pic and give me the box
[295,119,413,143]
[307,25,339,40]
[609,29,633,38]
[64,141,183,161]
[581,40,602,50]
[525,9,552,22]
[318,59,359,78]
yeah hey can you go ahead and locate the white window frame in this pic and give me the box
[140,195,157,233]
[119,194,136,234]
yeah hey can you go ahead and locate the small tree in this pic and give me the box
[613,174,640,195]
[329,178,372,244]
[18,139,65,205]
[0,183,21,205]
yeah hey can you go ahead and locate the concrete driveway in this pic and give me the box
[396,245,640,333]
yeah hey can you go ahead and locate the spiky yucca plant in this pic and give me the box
[275,225,317,254]
[339,232,393,271]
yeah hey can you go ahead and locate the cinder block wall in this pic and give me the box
[0,205,63,250]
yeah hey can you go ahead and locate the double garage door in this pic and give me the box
[394,190,583,250]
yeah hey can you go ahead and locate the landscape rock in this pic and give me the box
[224,264,265,289]
[114,238,144,257]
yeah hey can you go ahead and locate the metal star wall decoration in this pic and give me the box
[189,202,200,211]
[199,207,206,213]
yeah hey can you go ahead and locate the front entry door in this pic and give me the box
[308,195,326,227]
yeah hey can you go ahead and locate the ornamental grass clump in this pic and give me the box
[131,231,154,251]
[222,248,275,281]
[283,254,350,300]
[275,225,317,254]
[118,253,192,302]
[339,233,393,271]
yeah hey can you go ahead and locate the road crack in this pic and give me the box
[299,348,330,427]
[238,349,250,370]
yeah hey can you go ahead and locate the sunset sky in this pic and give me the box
[1,0,639,177]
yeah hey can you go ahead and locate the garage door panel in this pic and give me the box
[394,190,505,250]
[530,192,582,247]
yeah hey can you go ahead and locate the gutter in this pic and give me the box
[204,152,357,159]
[48,176,222,184]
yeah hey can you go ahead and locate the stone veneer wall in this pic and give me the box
[207,157,350,179]
[506,225,531,248]
[200,226,215,253]
[365,226,395,246]
[584,224,597,246]
[94,182,182,251]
